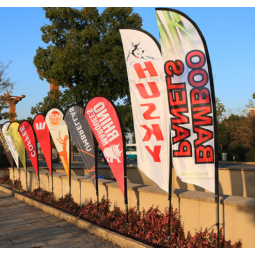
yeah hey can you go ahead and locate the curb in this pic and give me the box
[0,185,152,248]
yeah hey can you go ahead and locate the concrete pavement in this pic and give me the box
[0,190,119,248]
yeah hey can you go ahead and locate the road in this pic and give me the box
[25,154,255,171]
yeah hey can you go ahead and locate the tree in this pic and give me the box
[33,7,142,107]
[0,61,16,120]
[115,103,134,136]
[15,117,34,125]
[30,89,75,116]
[217,120,229,153]
[216,97,226,121]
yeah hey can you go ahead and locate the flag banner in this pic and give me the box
[64,105,96,187]
[2,122,19,168]
[18,121,39,177]
[8,122,27,171]
[33,114,52,175]
[84,97,126,197]
[0,124,14,167]
[119,28,170,193]
[156,8,216,193]
[45,108,70,178]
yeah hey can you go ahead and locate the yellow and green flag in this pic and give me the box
[8,122,27,171]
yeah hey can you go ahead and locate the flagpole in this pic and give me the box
[123,135,128,226]
[12,158,14,189]
[38,173,41,196]
[51,135,54,199]
[18,163,20,193]
[69,132,71,214]
[94,137,100,215]
[215,156,220,247]
[25,151,27,191]
[168,129,173,243]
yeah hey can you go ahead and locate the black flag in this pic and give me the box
[64,105,96,187]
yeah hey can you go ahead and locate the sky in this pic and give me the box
[1,6,255,124]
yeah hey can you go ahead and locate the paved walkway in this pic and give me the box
[0,190,119,248]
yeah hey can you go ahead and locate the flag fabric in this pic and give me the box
[156,8,217,193]
[18,121,39,177]
[0,124,14,167]
[8,122,27,171]
[64,105,96,188]
[1,122,19,168]
[33,114,52,175]
[84,97,126,197]
[45,108,70,178]
[119,28,170,193]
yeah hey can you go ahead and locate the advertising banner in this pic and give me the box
[119,28,170,193]
[8,122,27,171]
[0,124,14,167]
[2,122,19,168]
[64,105,96,187]
[156,9,217,193]
[18,121,39,177]
[84,97,126,197]
[45,108,70,178]
[33,114,52,175]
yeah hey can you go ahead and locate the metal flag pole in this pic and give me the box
[50,135,54,199]
[37,138,41,198]
[215,157,220,248]
[94,137,100,215]
[18,162,20,192]
[69,133,71,214]
[12,158,14,189]
[168,131,173,243]
[38,173,41,197]
[25,151,27,191]
[123,136,128,226]
[19,156,21,192]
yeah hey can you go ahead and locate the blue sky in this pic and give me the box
[0,7,255,123]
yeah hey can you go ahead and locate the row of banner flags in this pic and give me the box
[0,8,219,244]
[120,9,217,194]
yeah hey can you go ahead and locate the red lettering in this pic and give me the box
[166,76,185,90]
[170,108,189,124]
[193,106,212,126]
[186,50,206,69]
[145,145,161,162]
[195,146,214,163]
[140,103,160,120]
[136,82,160,99]
[169,90,187,106]
[173,141,191,157]
[191,88,210,105]
[165,60,184,76]
[188,69,208,88]
[172,124,190,144]
[194,127,213,146]
[133,61,158,79]
[140,124,164,141]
